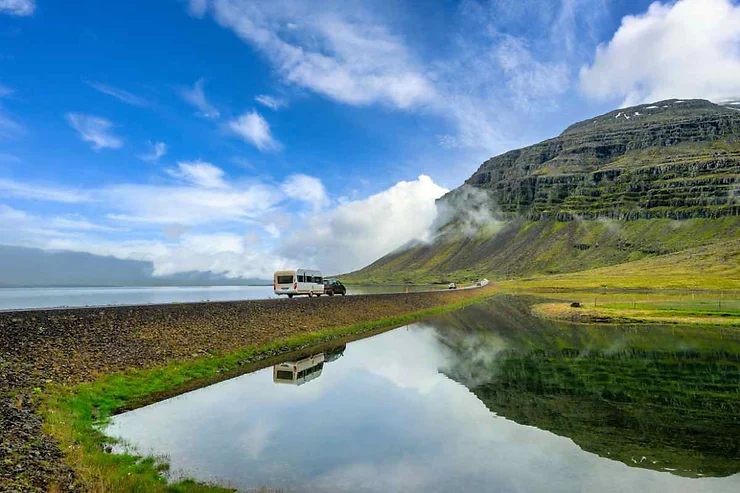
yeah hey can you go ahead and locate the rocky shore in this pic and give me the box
[0,287,491,492]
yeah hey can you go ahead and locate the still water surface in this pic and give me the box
[0,284,440,310]
[107,296,740,492]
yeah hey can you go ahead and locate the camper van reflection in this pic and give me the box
[272,345,346,386]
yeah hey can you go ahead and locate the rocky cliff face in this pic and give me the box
[345,100,740,283]
[456,99,740,220]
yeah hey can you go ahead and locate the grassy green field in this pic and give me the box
[533,301,740,326]
[521,279,740,326]
[504,238,740,291]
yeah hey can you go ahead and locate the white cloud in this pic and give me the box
[179,78,220,119]
[88,81,149,107]
[0,153,21,164]
[104,182,279,226]
[102,169,329,228]
[280,175,448,274]
[65,113,123,151]
[0,206,122,248]
[0,85,21,138]
[185,0,600,154]
[495,37,569,111]
[0,178,91,203]
[167,160,228,189]
[187,0,208,18]
[139,141,167,163]
[0,206,75,242]
[429,0,593,152]
[580,0,740,106]
[208,0,435,109]
[0,0,35,16]
[46,233,287,280]
[0,111,21,138]
[48,215,124,232]
[254,94,285,110]
[2,171,448,279]
[281,174,328,210]
[228,110,280,151]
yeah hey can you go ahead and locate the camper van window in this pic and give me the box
[315,276,322,283]
[297,275,305,282]
[277,275,293,284]
[297,362,323,380]
[306,276,313,282]
[276,370,293,380]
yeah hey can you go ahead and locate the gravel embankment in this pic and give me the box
[0,288,490,492]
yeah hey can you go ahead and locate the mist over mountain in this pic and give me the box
[346,99,740,283]
[0,245,268,287]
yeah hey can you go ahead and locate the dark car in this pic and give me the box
[323,279,347,296]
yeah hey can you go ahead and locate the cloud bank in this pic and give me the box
[1,168,447,279]
[580,0,740,106]
[280,175,447,275]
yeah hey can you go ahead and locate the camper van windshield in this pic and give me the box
[277,275,294,284]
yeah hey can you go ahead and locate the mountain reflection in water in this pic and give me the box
[430,296,740,478]
[106,295,740,493]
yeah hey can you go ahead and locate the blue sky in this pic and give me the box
[1,0,739,278]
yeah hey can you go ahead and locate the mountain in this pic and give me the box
[344,99,740,285]
[0,245,268,287]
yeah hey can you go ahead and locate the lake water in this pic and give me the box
[0,284,443,311]
[107,296,740,492]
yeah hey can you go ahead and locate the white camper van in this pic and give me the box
[273,269,324,298]
[273,353,325,386]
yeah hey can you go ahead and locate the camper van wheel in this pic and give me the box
[308,292,314,298]
[288,294,293,299]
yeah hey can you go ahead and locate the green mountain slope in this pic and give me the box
[507,238,740,290]
[345,100,740,285]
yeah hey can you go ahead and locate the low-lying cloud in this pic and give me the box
[433,185,504,238]
[1,167,449,279]
[279,175,447,274]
